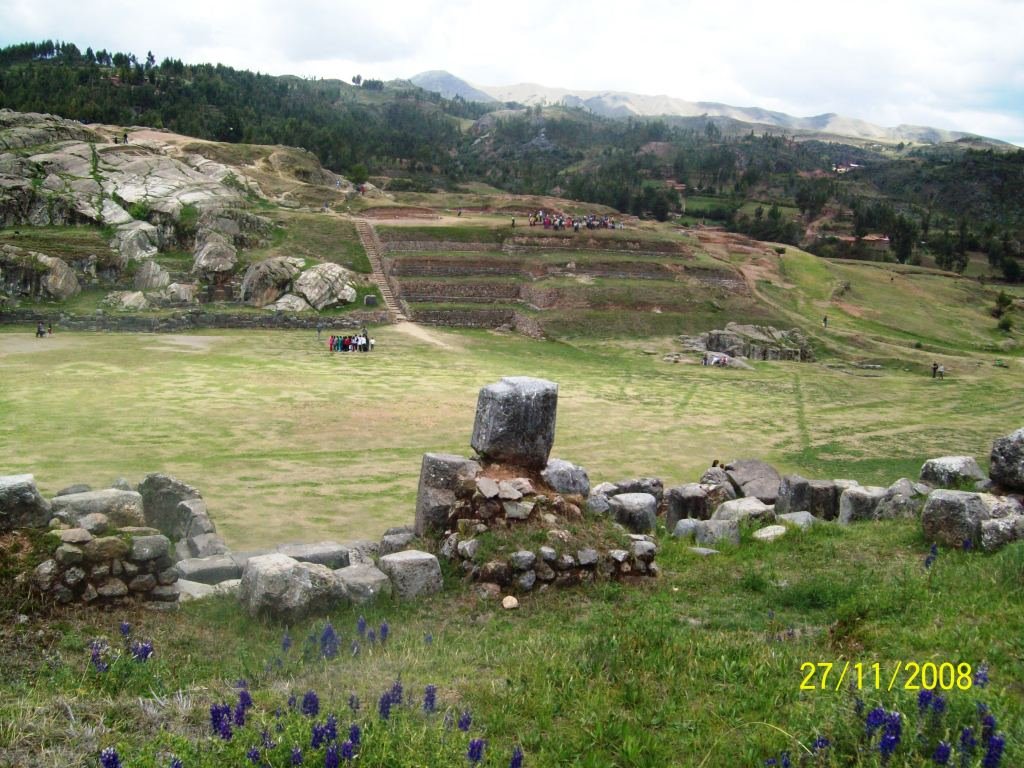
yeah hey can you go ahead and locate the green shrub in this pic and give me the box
[997,315,1013,332]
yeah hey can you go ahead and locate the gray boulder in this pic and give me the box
[239,553,348,622]
[240,257,303,307]
[56,484,92,497]
[775,474,810,515]
[50,489,145,528]
[699,466,730,486]
[585,493,611,515]
[379,532,416,556]
[695,519,740,547]
[541,459,590,496]
[175,555,241,585]
[414,453,481,536]
[266,293,311,312]
[920,456,986,489]
[753,525,787,542]
[192,230,237,276]
[838,486,887,524]
[725,459,782,503]
[672,519,700,539]
[470,377,558,469]
[134,259,170,291]
[807,480,840,520]
[378,550,443,600]
[875,486,922,520]
[294,263,356,310]
[277,541,351,569]
[778,511,818,529]
[990,428,1024,491]
[130,535,170,562]
[0,474,51,532]
[608,493,657,533]
[921,490,994,548]
[979,516,1024,552]
[188,533,230,557]
[609,477,664,504]
[334,564,392,604]
[666,484,709,530]
[712,497,774,523]
[138,474,202,540]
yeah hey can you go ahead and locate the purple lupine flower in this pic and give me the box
[356,616,367,637]
[866,706,886,735]
[781,754,792,768]
[983,734,1005,768]
[321,623,339,659]
[348,723,361,747]
[325,744,339,768]
[261,729,276,750]
[282,631,293,652]
[210,703,231,735]
[131,640,154,662]
[509,745,524,768]
[458,710,472,732]
[324,714,338,742]
[119,621,131,638]
[291,746,303,765]
[811,736,830,752]
[925,543,938,569]
[288,693,297,710]
[974,664,990,688]
[424,684,437,713]
[962,538,973,551]
[90,641,109,673]
[348,694,360,714]
[389,680,403,706]
[468,738,486,764]
[879,733,899,763]
[367,629,376,644]
[379,621,389,643]
[302,690,320,717]
[933,741,952,765]
[340,741,355,761]
[217,718,233,741]
[100,747,122,768]
[931,695,947,717]
[960,727,977,763]
[378,691,393,721]
[239,688,254,712]
[234,701,247,727]
[170,758,183,768]
[982,713,996,742]
[764,760,777,767]
[918,689,934,713]
[246,746,261,764]
[312,722,328,749]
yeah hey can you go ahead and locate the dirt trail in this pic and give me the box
[391,322,456,350]
[0,334,75,357]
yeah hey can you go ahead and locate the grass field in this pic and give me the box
[1,325,1023,767]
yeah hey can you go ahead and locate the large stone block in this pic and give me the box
[138,473,202,540]
[920,456,986,489]
[838,486,887,524]
[378,550,443,600]
[775,474,810,515]
[175,555,241,585]
[609,478,665,504]
[335,564,392,604]
[711,496,774,523]
[50,489,145,528]
[807,480,839,520]
[414,453,481,536]
[0,474,52,532]
[695,519,740,547]
[277,541,351,569]
[608,493,657,533]
[921,490,993,548]
[239,553,348,622]
[725,459,782,503]
[470,377,558,469]
[990,428,1024,492]
[541,459,590,497]
[665,484,709,530]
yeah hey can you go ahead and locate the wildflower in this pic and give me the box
[302,690,320,717]
[210,703,231,735]
[119,621,131,638]
[288,693,297,710]
[282,631,293,652]
[962,538,973,551]
[378,692,393,721]
[931,695,947,718]
[879,733,899,764]
[509,745,524,768]
[90,640,109,673]
[468,738,486,764]
[261,729,276,750]
[291,747,303,765]
[340,741,355,761]
[100,747,122,768]
[424,684,437,713]
[879,711,902,764]
[325,744,340,768]
[234,701,247,727]
[348,723,361,747]
[865,706,886,735]
[974,664,990,688]
[981,713,996,742]
[458,710,473,732]
[918,689,934,712]
[324,714,338,742]
[781,754,791,768]
[933,741,952,765]
[811,736,830,752]
[217,718,233,741]
[925,543,938,569]
[960,727,977,761]
[170,758,183,768]
[239,688,254,712]
[983,734,1005,768]
[130,640,154,662]
[321,623,339,659]
[389,680,403,706]
[313,721,329,748]
[764,760,777,767]
[367,629,376,644]
[348,694,360,713]
[246,746,261,764]
[380,621,389,643]
[357,616,367,637]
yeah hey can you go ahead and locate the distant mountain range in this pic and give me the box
[410,70,1001,146]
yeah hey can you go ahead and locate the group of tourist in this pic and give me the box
[527,211,622,232]
[328,332,373,352]
[701,353,729,367]
[35,322,52,338]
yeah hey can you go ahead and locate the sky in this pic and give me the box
[1,0,1022,145]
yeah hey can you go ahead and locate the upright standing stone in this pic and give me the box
[0,474,51,532]
[138,474,203,540]
[608,493,657,534]
[725,460,782,503]
[470,377,558,469]
[990,428,1024,492]
[378,550,443,599]
[666,484,710,530]
[775,474,810,515]
[414,453,481,536]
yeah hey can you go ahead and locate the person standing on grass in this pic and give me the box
[932,362,938,378]
[822,315,828,329]
[938,364,944,380]
[316,321,324,340]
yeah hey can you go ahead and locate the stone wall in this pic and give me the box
[0,308,390,332]
[413,308,517,328]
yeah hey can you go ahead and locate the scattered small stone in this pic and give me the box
[502,595,519,610]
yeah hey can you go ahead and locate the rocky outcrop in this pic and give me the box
[0,474,51,533]
[681,322,814,362]
[192,230,237,276]
[266,293,312,312]
[104,291,149,310]
[471,377,558,469]
[990,428,1024,492]
[134,259,170,291]
[240,257,303,307]
[294,263,357,310]
[0,245,80,300]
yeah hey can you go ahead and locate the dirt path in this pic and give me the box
[0,334,75,357]
[391,322,456,350]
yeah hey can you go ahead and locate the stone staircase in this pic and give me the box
[354,219,407,322]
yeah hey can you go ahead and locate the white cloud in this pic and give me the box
[0,0,1021,143]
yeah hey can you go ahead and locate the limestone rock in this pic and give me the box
[188,533,230,557]
[82,536,130,562]
[378,550,443,600]
[175,555,241,585]
[695,519,740,547]
[753,525,787,542]
[666,484,709,530]
[503,500,534,520]
[276,541,351,569]
[134,259,170,291]
[239,553,348,621]
[240,257,303,307]
[470,377,558,469]
[379,532,415,556]
[990,428,1024,492]
[165,283,198,304]
[541,459,590,496]
[725,459,782,503]
[130,535,170,562]
[191,230,236,275]
[838,486,887,524]
[334,564,392,604]
[778,511,818,529]
[138,474,203,541]
[476,477,500,499]
[104,290,149,310]
[50,489,144,528]
[921,490,994,548]
[712,496,774,523]
[294,262,356,310]
[608,492,657,533]
[699,467,730,486]
[610,478,664,504]
[585,493,611,515]
[56,484,92,497]
[458,539,481,559]
[807,480,840,520]
[920,456,986,489]
[265,293,312,312]
[775,474,810,515]
[0,474,52,532]
[414,453,481,536]
[502,595,520,610]
[672,519,700,539]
